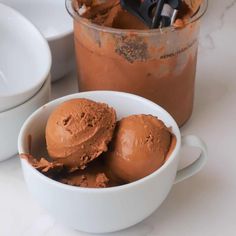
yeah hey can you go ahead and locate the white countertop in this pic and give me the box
[1,0,236,235]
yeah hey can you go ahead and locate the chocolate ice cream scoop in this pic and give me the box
[106,114,174,183]
[59,163,109,188]
[58,158,121,188]
[46,98,116,172]
[61,172,109,188]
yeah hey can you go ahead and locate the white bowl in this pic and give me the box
[18,91,207,233]
[0,3,51,112]
[0,0,74,81]
[0,75,51,162]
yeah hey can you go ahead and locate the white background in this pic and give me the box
[1,0,236,235]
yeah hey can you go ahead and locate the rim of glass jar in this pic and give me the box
[66,0,208,35]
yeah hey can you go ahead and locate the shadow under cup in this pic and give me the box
[66,0,208,126]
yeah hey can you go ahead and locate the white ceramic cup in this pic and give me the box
[18,91,207,234]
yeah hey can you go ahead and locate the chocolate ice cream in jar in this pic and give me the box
[66,0,207,126]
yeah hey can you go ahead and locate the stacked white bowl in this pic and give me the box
[0,0,74,81]
[0,3,52,161]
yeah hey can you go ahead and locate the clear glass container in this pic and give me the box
[66,0,207,126]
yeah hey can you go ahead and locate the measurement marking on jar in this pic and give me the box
[160,38,197,59]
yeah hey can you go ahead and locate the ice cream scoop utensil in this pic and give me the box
[120,0,181,28]
[152,0,181,28]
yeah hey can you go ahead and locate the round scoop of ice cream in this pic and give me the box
[58,158,120,188]
[58,161,110,188]
[46,98,116,171]
[60,171,109,188]
[106,115,172,183]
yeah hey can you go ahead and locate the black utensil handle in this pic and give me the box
[121,0,181,28]
[152,0,165,28]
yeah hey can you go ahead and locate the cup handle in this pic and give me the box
[174,135,208,184]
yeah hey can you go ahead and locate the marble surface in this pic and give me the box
[1,0,236,235]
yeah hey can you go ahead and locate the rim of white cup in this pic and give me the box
[18,91,181,193]
[0,3,52,100]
